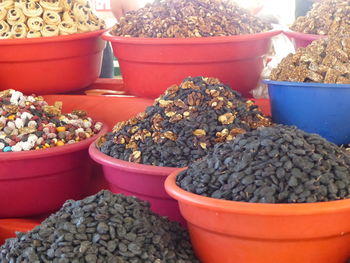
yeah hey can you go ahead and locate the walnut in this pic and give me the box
[165,85,179,95]
[218,113,236,125]
[129,150,141,163]
[3,104,19,114]
[136,112,147,121]
[193,129,206,137]
[0,89,12,98]
[163,131,177,141]
[128,117,139,126]
[71,109,86,117]
[169,114,183,123]
[126,141,138,150]
[151,113,164,131]
[165,110,176,117]
[229,128,246,136]
[158,100,174,108]
[113,121,127,133]
[43,105,61,116]
[129,126,140,134]
[182,81,195,90]
[187,92,201,106]
[114,135,127,145]
[96,135,107,147]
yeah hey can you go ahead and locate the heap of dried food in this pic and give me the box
[0,190,198,262]
[0,0,105,39]
[177,125,350,203]
[291,0,350,36]
[0,89,103,152]
[98,77,271,167]
[270,37,350,84]
[111,0,271,38]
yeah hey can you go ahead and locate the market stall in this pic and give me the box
[1,0,350,262]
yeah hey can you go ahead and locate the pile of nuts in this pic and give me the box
[270,37,350,84]
[0,0,105,39]
[177,125,350,203]
[291,0,350,36]
[0,190,199,262]
[98,77,271,167]
[111,0,271,38]
[0,89,103,152]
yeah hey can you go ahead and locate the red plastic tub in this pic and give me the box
[0,30,106,94]
[283,30,325,48]
[104,30,281,98]
[89,143,185,225]
[0,125,107,218]
[165,169,350,263]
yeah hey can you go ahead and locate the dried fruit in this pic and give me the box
[177,125,350,203]
[99,76,271,167]
[111,0,271,38]
[0,190,198,262]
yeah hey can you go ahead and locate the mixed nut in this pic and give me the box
[111,0,271,38]
[270,37,350,84]
[98,76,271,167]
[0,89,103,152]
[177,125,350,203]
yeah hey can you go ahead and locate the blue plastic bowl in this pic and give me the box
[265,80,350,145]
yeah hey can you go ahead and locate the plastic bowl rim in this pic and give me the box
[89,142,180,176]
[283,30,327,40]
[263,79,350,89]
[102,29,282,45]
[0,29,107,46]
[0,123,107,161]
[165,169,350,216]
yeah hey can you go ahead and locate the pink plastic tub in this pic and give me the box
[104,30,281,98]
[283,30,325,48]
[0,30,106,94]
[0,125,107,218]
[89,143,185,225]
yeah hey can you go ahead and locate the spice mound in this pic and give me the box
[177,125,350,203]
[291,0,350,36]
[0,89,103,152]
[111,0,271,38]
[98,76,271,167]
[0,0,105,39]
[270,37,350,84]
[0,190,198,263]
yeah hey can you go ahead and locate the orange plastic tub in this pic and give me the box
[0,30,106,94]
[0,218,41,245]
[104,31,281,98]
[165,169,350,263]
